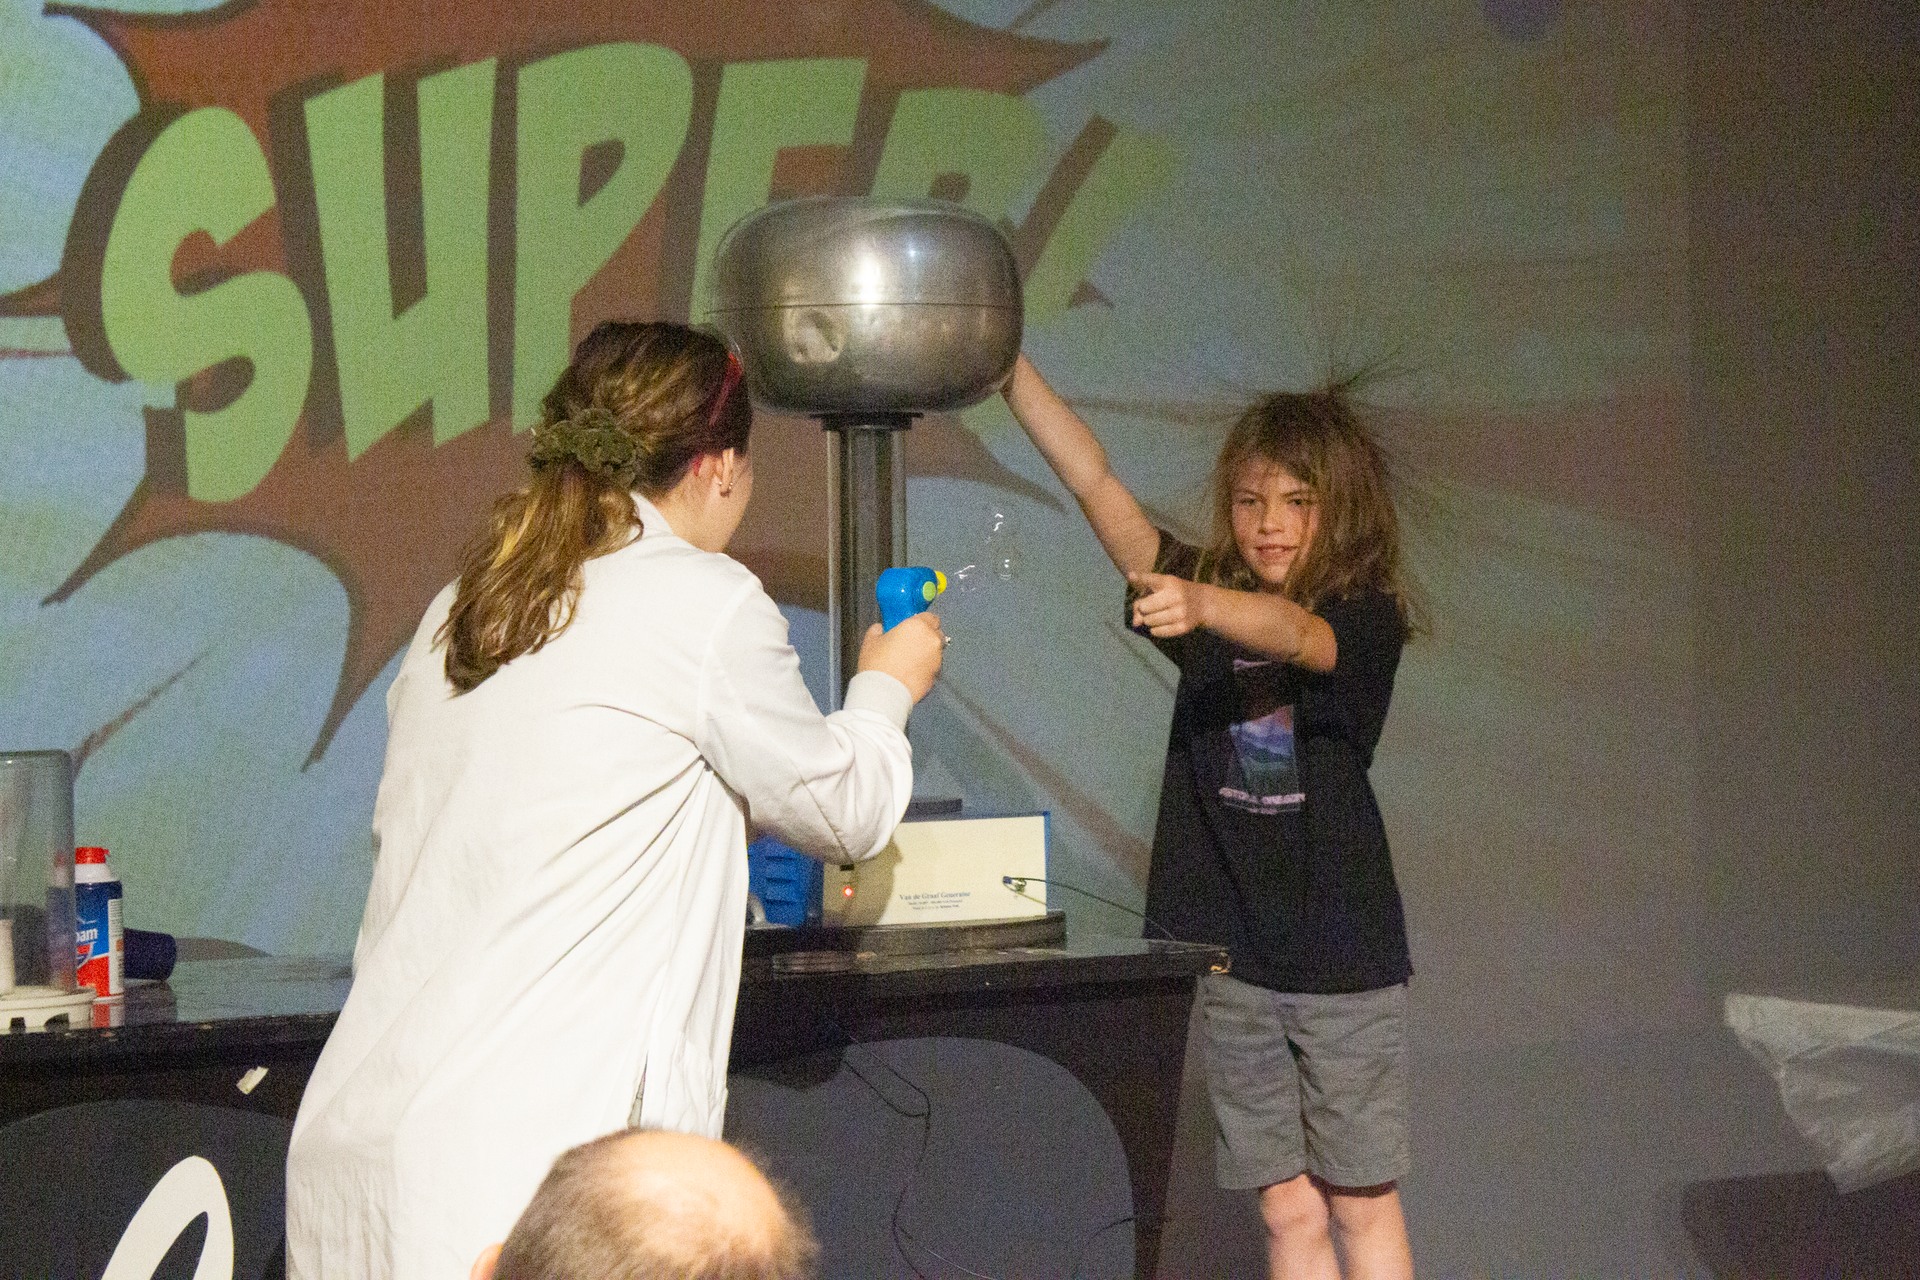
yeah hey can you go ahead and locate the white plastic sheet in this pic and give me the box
[1726,993,1920,1192]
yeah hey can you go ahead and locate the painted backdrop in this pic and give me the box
[1,0,1689,1055]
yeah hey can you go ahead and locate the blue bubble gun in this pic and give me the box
[877,567,948,630]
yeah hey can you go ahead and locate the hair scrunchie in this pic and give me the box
[529,407,641,489]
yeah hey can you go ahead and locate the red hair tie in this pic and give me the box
[708,350,745,427]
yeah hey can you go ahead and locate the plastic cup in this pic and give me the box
[0,751,76,993]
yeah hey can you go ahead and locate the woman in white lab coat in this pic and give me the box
[286,321,944,1279]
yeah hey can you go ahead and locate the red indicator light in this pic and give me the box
[843,885,855,897]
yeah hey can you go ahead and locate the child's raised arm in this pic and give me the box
[1002,354,1160,577]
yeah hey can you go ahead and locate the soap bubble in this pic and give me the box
[946,507,1021,595]
[986,507,1021,582]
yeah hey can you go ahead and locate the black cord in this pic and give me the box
[826,1016,1004,1280]
[827,1013,1167,1279]
[999,874,1179,942]
[1069,1212,1138,1280]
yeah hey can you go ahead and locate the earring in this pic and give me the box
[720,484,734,497]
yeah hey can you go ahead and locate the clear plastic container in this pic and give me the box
[0,750,78,996]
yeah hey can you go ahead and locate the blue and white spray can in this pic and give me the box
[74,845,123,999]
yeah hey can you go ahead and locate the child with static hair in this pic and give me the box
[1003,356,1417,1280]
[287,321,944,1279]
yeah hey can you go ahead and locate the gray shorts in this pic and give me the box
[1199,971,1410,1191]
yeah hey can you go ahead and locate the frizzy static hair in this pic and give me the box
[1193,374,1418,637]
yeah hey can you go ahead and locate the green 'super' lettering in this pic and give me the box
[871,88,1051,219]
[100,107,313,503]
[513,43,692,428]
[306,59,494,456]
[88,42,1170,499]
[689,57,867,316]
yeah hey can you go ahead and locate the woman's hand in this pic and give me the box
[857,613,944,703]
[1127,572,1211,638]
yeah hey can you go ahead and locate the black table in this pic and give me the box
[1,927,1224,1278]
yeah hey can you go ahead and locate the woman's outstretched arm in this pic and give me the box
[1002,354,1161,577]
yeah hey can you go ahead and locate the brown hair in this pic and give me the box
[440,321,751,691]
[1194,376,1417,636]
[492,1130,819,1280]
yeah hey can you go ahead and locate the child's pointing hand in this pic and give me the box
[1127,571,1210,638]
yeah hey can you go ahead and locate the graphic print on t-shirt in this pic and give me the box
[1220,701,1304,813]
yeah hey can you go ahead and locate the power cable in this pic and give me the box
[999,874,1179,942]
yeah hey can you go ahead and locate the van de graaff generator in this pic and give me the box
[707,196,1022,705]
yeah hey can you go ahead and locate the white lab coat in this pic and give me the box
[285,497,913,1279]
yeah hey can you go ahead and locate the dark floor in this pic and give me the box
[1155,1003,1920,1279]
[724,994,1917,1278]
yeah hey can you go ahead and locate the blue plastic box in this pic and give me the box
[746,836,822,927]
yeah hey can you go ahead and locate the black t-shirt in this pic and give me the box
[1139,533,1412,993]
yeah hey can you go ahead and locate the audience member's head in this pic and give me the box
[470,1129,817,1280]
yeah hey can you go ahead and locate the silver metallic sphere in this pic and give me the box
[708,197,1023,417]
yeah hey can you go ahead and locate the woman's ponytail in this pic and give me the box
[441,464,638,691]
